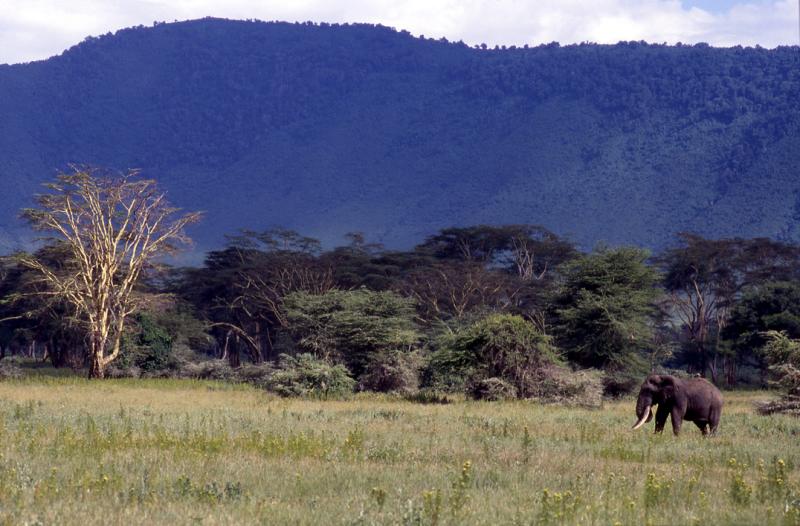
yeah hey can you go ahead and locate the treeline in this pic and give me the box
[2,225,799,398]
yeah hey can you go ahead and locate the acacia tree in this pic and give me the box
[552,247,661,383]
[417,224,575,280]
[658,234,800,384]
[21,168,200,378]
[179,230,334,366]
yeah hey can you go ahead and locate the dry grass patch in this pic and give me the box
[0,379,797,525]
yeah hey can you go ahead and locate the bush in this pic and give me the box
[236,363,276,388]
[265,354,355,398]
[403,389,452,404]
[601,370,642,397]
[756,394,800,416]
[0,359,23,380]
[105,365,142,379]
[179,360,238,381]
[119,313,176,373]
[468,377,518,401]
[284,289,420,377]
[359,350,422,393]
[755,331,800,416]
[761,331,800,393]
[428,314,561,398]
[535,367,604,408]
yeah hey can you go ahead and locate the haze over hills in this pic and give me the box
[0,17,799,254]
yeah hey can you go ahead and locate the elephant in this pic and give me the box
[632,374,723,436]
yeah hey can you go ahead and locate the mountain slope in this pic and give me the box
[1,18,799,252]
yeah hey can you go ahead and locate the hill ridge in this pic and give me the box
[1,18,799,252]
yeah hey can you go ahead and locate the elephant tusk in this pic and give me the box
[632,405,651,430]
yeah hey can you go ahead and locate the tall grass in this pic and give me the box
[0,378,797,524]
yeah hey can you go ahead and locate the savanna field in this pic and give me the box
[0,377,797,525]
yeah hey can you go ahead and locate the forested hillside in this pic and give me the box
[1,18,799,252]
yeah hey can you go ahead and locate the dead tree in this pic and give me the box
[20,167,200,378]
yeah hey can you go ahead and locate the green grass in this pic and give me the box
[0,378,797,525]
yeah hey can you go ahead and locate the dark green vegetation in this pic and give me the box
[2,18,800,252]
[5,211,800,408]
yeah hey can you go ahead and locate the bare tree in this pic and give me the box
[659,233,800,385]
[400,261,520,323]
[215,259,335,364]
[20,167,201,378]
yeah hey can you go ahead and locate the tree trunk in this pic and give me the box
[264,327,276,362]
[89,352,105,379]
[697,343,707,378]
[708,354,719,385]
[88,336,105,379]
[724,355,737,387]
[228,335,241,368]
[49,339,66,368]
[251,322,264,364]
[220,330,231,361]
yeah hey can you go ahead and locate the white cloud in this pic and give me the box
[0,0,796,64]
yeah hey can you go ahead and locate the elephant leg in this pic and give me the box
[654,404,670,434]
[709,407,721,436]
[693,420,709,436]
[670,407,683,436]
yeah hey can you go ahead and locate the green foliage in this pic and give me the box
[120,313,174,373]
[535,368,604,408]
[761,331,800,394]
[178,360,238,382]
[284,289,420,376]
[429,314,560,398]
[359,349,422,394]
[725,282,800,361]
[643,472,673,508]
[538,489,581,524]
[467,377,518,401]
[553,247,661,376]
[265,353,355,398]
[728,458,754,506]
[661,236,800,380]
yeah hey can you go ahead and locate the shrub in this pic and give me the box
[179,360,238,381]
[761,331,800,393]
[601,369,641,397]
[535,367,604,408]
[359,349,422,393]
[468,377,518,401]
[119,313,176,373]
[429,314,561,398]
[105,365,142,379]
[236,363,276,388]
[755,331,800,416]
[265,354,355,398]
[0,359,23,380]
[284,289,420,377]
[403,389,452,404]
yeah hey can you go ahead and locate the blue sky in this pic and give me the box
[683,0,741,12]
[0,0,797,64]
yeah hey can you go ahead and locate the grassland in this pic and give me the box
[0,378,797,525]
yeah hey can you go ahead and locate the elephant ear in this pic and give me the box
[655,375,677,400]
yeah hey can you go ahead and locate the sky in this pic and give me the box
[0,0,797,64]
